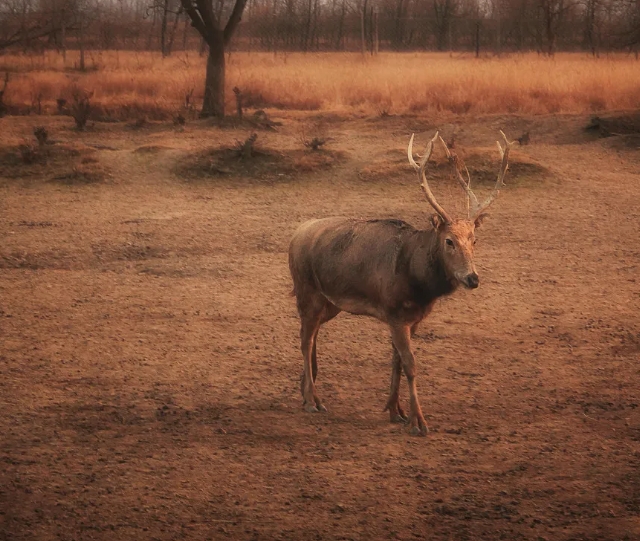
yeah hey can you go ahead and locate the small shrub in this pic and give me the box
[34,126,48,146]
[19,143,39,164]
[299,120,329,151]
[31,92,43,114]
[184,88,195,114]
[70,88,93,130]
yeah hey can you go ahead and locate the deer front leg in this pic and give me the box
[384,345,407,423]
[384,321,422,422]
[390,324,428,436]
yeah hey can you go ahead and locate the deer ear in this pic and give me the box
[431,214,446,230]
[474,213,489,228]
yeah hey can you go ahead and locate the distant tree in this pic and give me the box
[433,0,457,51]
[179,0,248,117]
[0,0,66,51]
[583,0,601,55]
[537,0,575,55]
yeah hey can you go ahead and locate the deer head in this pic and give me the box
[407,130,514,289]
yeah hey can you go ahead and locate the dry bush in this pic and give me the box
[34,126,48,146]
[299,119,329,150]
[0,51,640,119]
[18,143,41,165]
[69,87,93,129]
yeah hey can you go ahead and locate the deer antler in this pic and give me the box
[437,135,479,218]
[474,130,514,217]
[437,131,514,219]
[408,132,453,224]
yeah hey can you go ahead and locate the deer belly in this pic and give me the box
[323,294,387,321]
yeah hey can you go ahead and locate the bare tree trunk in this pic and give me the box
[335,0,346,50]
[202,32,225,118]
[61,17,67,62]
[394,0,405,49]
[79,17,86,71]
[183,13,189,50]
[161,0,169,56]
[360,0,367,56]
[434,0,452,52]
[373,8,379,54]
[585,0,599,57]
[545,5,555,55]
[302,0,312,50]
[495,0,501,55]
[167,8,182,55]
[147,7,157,50]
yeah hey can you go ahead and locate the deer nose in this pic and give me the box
[465,272,479,289]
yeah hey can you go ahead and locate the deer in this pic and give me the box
[288,131,514,436]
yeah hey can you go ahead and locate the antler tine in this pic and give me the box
[407,133,421,171]
[437,135,480,218]
[408,132,452,224]
[463,165,472,217]
[474,130,515,217]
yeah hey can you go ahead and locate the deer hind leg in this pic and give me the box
[390,324,428,436]
[298,295,340,413]
[384,345,407,423]
[299,302,340,396]
[311,303,340,382]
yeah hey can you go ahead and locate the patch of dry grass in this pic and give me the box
[1,50,639,118]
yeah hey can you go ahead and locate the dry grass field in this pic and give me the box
[1,51,640,118]
[1,53,640,540]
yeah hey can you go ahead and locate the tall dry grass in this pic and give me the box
[1,50,639,119]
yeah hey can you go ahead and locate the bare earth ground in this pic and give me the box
[1,111,639,541]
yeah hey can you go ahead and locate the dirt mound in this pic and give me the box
[585,113,640,138]
[360,146,551,187]
[133,144,175,154]
[176,146,348,182]
[0,142,108,184]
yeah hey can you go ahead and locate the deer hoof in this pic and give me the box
[390,413,408,424]
[303,401,327,413]
[409,424,429,437]
[304,402,327,413]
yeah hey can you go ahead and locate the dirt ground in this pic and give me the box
[1,111,639,541]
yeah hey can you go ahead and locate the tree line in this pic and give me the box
[2,0,640,57]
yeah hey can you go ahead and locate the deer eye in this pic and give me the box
[445,239,454,247]
[473,239,477,245]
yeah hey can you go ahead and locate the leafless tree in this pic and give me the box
[179,0,248,117]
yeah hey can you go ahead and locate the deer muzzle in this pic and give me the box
[463,272,479,289]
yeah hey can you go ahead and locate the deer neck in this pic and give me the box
[408,229,457,300]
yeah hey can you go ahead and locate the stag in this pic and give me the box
[289,131,514,435]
